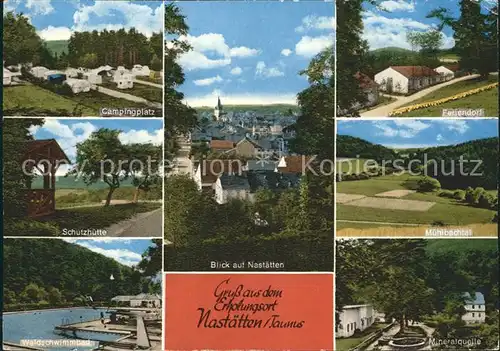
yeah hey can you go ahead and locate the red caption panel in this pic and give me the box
[165,273,334,351]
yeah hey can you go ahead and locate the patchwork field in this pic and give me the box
[336,173,497,236]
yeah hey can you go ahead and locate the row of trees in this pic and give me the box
[3,239,161,308]
[336,239,499,349]
[3,12,162,70]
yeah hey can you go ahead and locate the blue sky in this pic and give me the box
[169,1,334,106]
[30,119,163,174]
[63,238,155,267]
[337,119,499,149]
[4,0,163,39]
[361,0,496,50]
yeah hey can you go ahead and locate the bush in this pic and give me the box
[493,213,498,223]
[478,193,495,210]
[438,190,455,198]
[417,176,441,192]
[472,187,485,204]
[4,219,59,236]
[465,186,474,203]
[453,190,466,201]
[358,172,370,180]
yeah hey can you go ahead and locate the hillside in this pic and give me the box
[3,239,150,306]
[195,104,299,115]
[44,40,68,56]
[336,135,397,161]
[369,46,415,56]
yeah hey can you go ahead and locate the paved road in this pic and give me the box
[361,74,480,117]
[97,86,162,109]
[134,79,162,89]
[105,208,162,237]
[169,135,193,177]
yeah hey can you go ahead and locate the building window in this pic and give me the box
[472,313,475,317]
[478,313,481,318]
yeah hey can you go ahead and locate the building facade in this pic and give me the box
[336,304,375,338]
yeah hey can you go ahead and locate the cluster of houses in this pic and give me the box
[351,64,462,110]
[336,291,487,340]
[3,61,163,94]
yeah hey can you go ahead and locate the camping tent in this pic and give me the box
[85,73,102,84]
[65,68,79,78]
[3,68,12,85]
[64,78,91,94]
[92,65,113,77]
[31,66,49,79]
[116,76,134,89]
[132,64,150,76]
[113,70,134,83]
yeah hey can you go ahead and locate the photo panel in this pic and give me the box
[336,0,498,117]
[335,238,499,350]
[3,118,164,237]
[3,0,164,117]
[3,238,163,351]
[164,0,335,271]
[336,118,499,237]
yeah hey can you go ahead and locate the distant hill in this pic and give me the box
[370,47,415,56]
[44,40,68,56]
[32,175,136,189]
[195,104,299,115]
[336,135,397,161]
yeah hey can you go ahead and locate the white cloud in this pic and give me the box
[72,1,163,38]
[379,0,415,12]
[295,15,335,33]
[374,120,430,138]
[295,35,333,58]
[26,0,54,15]
[281,48,292,57]
[230,67,243,75]
[435,120,469,134]
[255,61,285,78]
[362,11,455,50]
[184,89,297,107]
[119,129,163,145]
[193,75,224,86]
[38,26,72,41]
[436,134,444,142]
[230,47,260,58]
[72,241,143,267]
[176,33,259,71]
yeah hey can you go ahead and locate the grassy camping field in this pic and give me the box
[398,75,499,117]
[336,173,497,233]
[101,78,162,103]
[3,84,159,116]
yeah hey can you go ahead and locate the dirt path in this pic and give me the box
[361,74,480,117]
[366,323,401,350]
[337,220,420,227]
[97,86,161,108]
[105,208,162,237]
[133,79,162,89]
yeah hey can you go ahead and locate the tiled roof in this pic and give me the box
[355,72,378,89]
[277,155,313,174]
[391,66,439,78]
[199,159,242,184]
[444,64,460,72]
[210,140,235,150]
[23,139,71,163]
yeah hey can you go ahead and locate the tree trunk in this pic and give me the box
[133,187,140,203]
[105,187,116,207]
[399,317,405,332]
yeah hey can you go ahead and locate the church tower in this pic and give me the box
[214,96,223,121]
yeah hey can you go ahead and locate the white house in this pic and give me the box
[214,174,253,204]
[374,66,439,94]
[462,292,486,324]
[336,304,375,338]
[434,64,459,81]
[193,159,242,191]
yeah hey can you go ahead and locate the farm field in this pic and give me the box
[398,75,499,117]
[336,159,378,174]
[336,173,497,235]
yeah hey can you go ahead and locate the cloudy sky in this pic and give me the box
[63,238,154,267]
[169,1,334,107]
[337,119,499,149]
[30,118,163,175]
[4,0,163,39]
[362,0,465,50]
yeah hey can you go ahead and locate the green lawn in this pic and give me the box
[136,75,162,84]
[398,75,498,117]
[36,202,161,235]
[336,323,389,351]
[101,78,162,103]
[3,84,160,117]
[337,173,496,227]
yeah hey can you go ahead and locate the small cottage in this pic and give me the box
[374,66,439,94]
